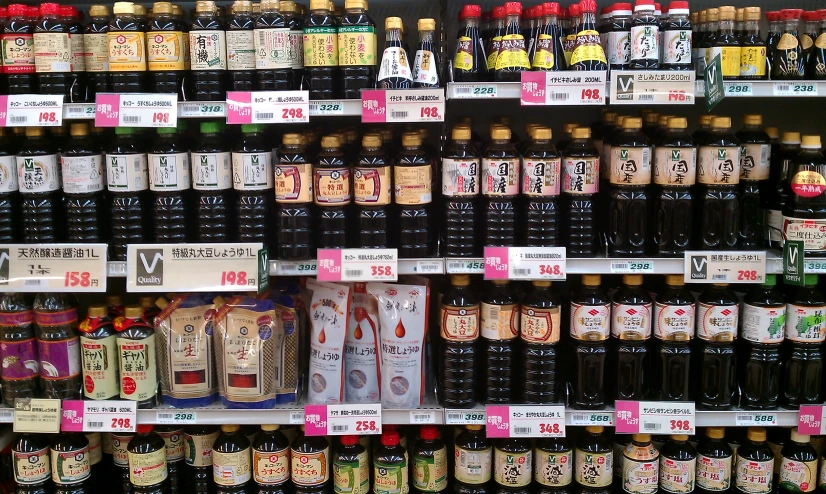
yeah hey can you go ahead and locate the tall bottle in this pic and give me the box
[486,6,506,76]
[772,9,805,80]
[629,0,660,69]
[453,4,486,82]
[339,0,377,96]
[192,121,233,243]
[697,117,741,250]
[482,126,518,247]
[697,283,738,409]
[84,6,111,97]
[291,426,331,494]
[653,117,695,256]
[313,135,349,249]
[17,126,61,243]
[739,7,767,79]
[233,124,274,250]
[254,0,292,91]
[783,275,825,408]
[571,0,608,70]
[353,133,389,249]
[33,3,72,97]
[275,133,313,258]
[570,275,610,409]
[252,425,290,491]
[563,127,600,256]
[190,1,227,101]
[412,18,439,88]
[149,126,191,243]
[107,127,150,261]
[303,0,338,98]
[696,427,733,494]
[767,132,800,249]
[281,1,305,90]
[127,425,168,492]
[621,434,659,494]
[78,305,119,401]
[612,275,652,402]
[3,3,36,94]
[115,305,158,409]
[521,280,561,404]
[395,131,432,257]
[735,428,774,494]
[736,114,770,250]
[659,434,696,494]
[807,10,826,79]
[574,426,613,493]
[522,127,561,246]
[51,432,91,490]
[147,1,186,97]
[480,280,518,404]
[708,6,740,80]
[740,275,784,410]
[440,274,479,408]
[213,424,252,494]
[493,2,529,81]
[34,293,80,399]
[653,275,694,401]
[662,1,691,70]
[443,125,480,257]
[607,117,651,256]
[226,0,256,91]
[783,135,826,258]
[377,16,411,89]
[184,425,220,494]
[61,123,105,243]
[107,2,146,93]
[0,128,18,243]
[0,294,37,407]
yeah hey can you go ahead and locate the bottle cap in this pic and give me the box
[706,8,719,21]
[417,18,435,31]
[38,2,61,16]
[345,0,367,9]
[623,117,643,130]
[578,0,596,14]
[113,1,135,14]
[380,430,400,446]
[585,426,604,433]
[744,7,761,21]
[543,3,560,16]
[781,132,801,144]
[154,2,173,14]
[200,121,220,134]
[107,294,123,306]
[764,126,779,139]
[492,279,510,286]
[762,275,775,287]
[261,424,280,431]
[420,425,439,441]
[139,296,156,308]
[124,305,144,318]
[632,434,651,442]
[801,135,821,148]
[70,123,89,136]
[668,1,688,13]
[451,274,471,286]
[466,424,483,431]
[321,135,341,148]
[115,127,136,135]
[172,4,183,16]
[706,427,725,438]
[747,427,767,442]
[765,11,780,21]
[402,132,422,147]
[781,9,804,21]
[503,2,522,16]
[134,4,146,16]
[385,16,402,30]
[87,305,108,318]
[195,1,216,13]
[25,127,44,137]
[563,122,578,134]
[624,274,643,286]
[603,111,617,123]
[309,0,328,10]
[690,12,697,22]
[790,428,810,443]
[157,126,177,134]
[491,127,511,140]
[241,124,263,133]
[137,424,154,433]
[280,1,297,12]
[362,133,382,147]
[492,6,506,19]
[665,274,684,286]
[155,297,168,310]
[615,3,632,14]
[671,434,689,441]
[634,0,655,11]
[340,435,359,445]
[698,10,706,22]
[8,4,27,17]
[222,424,241,432]
[658,114,671,126]
[451,126,472,141]
[711,116,731,129]
[735,8,744,21]
[743,114,762,126]
[614,115,626,126]
[534,127,552,140]
[282,133,302,145]
[699,114,714,126]
[533,280,552,288]
[805,274,819,285]
[572,127,591,139]
[582,274,601,286]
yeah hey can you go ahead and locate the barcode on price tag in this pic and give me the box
[317,248,398,282]
[309,101,345,115]
[156,410,197,425]
[275,261,317,276]
[570,412,614,426]
[736,413,777,427]
[415,260,444,274]
[362,89,445,123]
[486,405,565,438]
[1,94,65,127]
[64,103,95,119]
[774,83,818,96]
[290,410,305,425]
[610,260,654,274]
[0,408,13,422]
[410,410,436,424]
[226,91,310,124]
[453,84,498,98]
[179,103,225,117]
[446,259,485,274]
[521,71,606,106]
[445,409,486,425]
[616,401,695,435]
[305,404,382,436]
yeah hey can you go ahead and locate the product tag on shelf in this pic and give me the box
[126,243,267,293]
[274,260,318,276]
[226,91,310,124]
[304,404,382,436]
[178,102,226,118]
[798,405,826,435]
[804,259,826,274]
[156,410,198,425]
[413,259,444,274]
[361,89,445,123]
[95,93,177,127]
[289,410,305,425]
[569,411,614,426]
[521,71,606,106]
[445,258,485,274]
[773,82,818,96]
[0,94,64,127]
[452,84,498,98]
[13,398,61,433]
[611,71,695,105]
[317,248,398,282]
[484,247,566,280]
[410,410,437,424]
[63,103,95,119]
[735,412,778,427]
[0,243,107,292]
[61,400,137,432]
[724,82,753,96]
[609,260,654,274]
[0,408,13,422]
[309,101,345,116]
[486,405,566,438]
[615,401,695,435]
[683,251,766,284]
[445,409,486,425]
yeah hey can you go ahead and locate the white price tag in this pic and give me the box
[522,71,606,105]
[610,260,654,274]
[0,244,107,292]
[2,94,64,127]
[178,102,226,118]
[0,408,13,422]
[804,259,826,273]
[97,93,178,127]
[616,401,695,435]
[445,409,486,425]
[735,413,777,427]
[410,410,437,424]
[274,260,317,276]
[724,82,753,96]
[611,71,695,105]
[317,248,398,282]
[414,260,444,274]
[684,251,766,283]
[309,101,345,115]
[63,103,95,120]
[453,84,498,98]
[156,410,197,425]
[774,82,818,96]
[445,258,485,274]
[82,401,137,432]
[485,247,566,280]
[487,405,566,438]
[362,89,445,123]
[14,398,61,433]
[569,411,614,426]
[289,410,305,425]
[304,403,382,436]
[227,91,310,124]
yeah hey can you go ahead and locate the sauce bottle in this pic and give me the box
[494,437,532,493]
[742,274,785,411]
[254,0,292,91]
[486,6,506,75]
[521,280,561,404]
[629,0,660,69]
[570,274,610,409]
[147,1,186,97]
[107,2,146,93]
[334,435,368,494]
[113,432,135,492]
[233,124,274,251]
[127,425,168,492]
[562,127,599,256]
[275,132,313,259]
[662,1,691,70]
[443,125,480,257]
[290,426,330,494]
[767,132,800,249]
[34,3,72,97]
[51,432,91,488]
[34,293,80,399]
[481,280,518,404]
[226,0,256,91]
[314,135,349,249]
[495,2,530,80]
[606,3,632,72]
[190,1,227,101]
[735,428,774,494]
[0,293,38,406]
[783,135,826,257]
[440,274,479,408]
[454,425,491,493]
[374,430,407,494]
[108,127,150,261]
[184,425,220,494]
[339,0,376,96]
[575,426,613,493]
[607,117,651,256]
[535,437,572,494]
[563,4,580,66]
[779,428,817,494]
[213,424,252,493]
[653,117,695,256]
[697,117,741,250]
[377,16,411,89]
[736,114,770,249]
[3,3,36,94]
[411,426,447,493]
[155,425,185,494]
[522,127,561,247]
[531,2,566,71]
[115,305,158,408]
[252,425,290,490]
[807,10,826,79]
[482,126,519,247]
[697,283,738,410]
[765,11,782,69]
[653,275,694,402]
[17,126,62,243]
[454,4,486,82]
[413,18,439,88]
[612,275,652,401]
[783,274,825,408]
[710,6,740,79]
[739,7,767,79]
[395,131,432,257]
[12,433,51,488]
[696,427,732,494]
[571,0,608,70]
[772,9,805,80]
[353,133,390,249]
[149,126,191,244]
[303,0,338,98]
[61,122,105,243]
[659,435,695,494]
[192,121,233,243]
[621,434,659,494]
[78,305,118,401]
[280,0,304,90]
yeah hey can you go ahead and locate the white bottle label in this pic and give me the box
[413,49,439,85]
[785,304,826,343]
[697,303,738,341]
[0,155,18,193]
[741,304,786,344]
[17,154,60,193]
[654,303,695,340]
[612,303,652,339]
[607,31,631,66]
[663,30,691,64]
[254,28,291,69]
[232,152,273,190]
[61,155,104,194]
[149,153,191,191]
[442,158,479,197]
[378,46,412,82]
[191,152,232,190]
[631,25,659,61]
[107,153,149,192]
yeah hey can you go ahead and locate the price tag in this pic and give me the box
[274,260,317,276]
[317,248,398,282]
[735,412,778,427]
[445,258,485,274]
[610,260,654,274]
[61,400,137,432]
[684,251,766,284]
[95,93,177,127]
[774,82,818,96]
[410,410,437,424]
[126,243,267,293]
[798,405,826,435]
[0,408,13,422]
[290,410,305,425]
[0,94,64,127]
[226,91,310,124]
[486,405,566,438]
[309,101,345,115]
[304,403,382,436]
[724,82,753,96]
[0,243,107,292]
[13,398,61,433]
[569,411,614,426]
[63,103,95,120]
[453,84,498,98]
[521,71,606,106]
[445,409,486,425]
[178,102,226,118]
[804,259,826,273]
[361,89,445,123]
[484,247,566,280]
[413,260,444,274]
[611,71,695,105]
[156,410,198,425]
[615,401,695,435]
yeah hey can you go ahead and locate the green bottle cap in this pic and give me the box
[805,274,819,286]
[242,124,263,133]
[763,274,776,286]
[157,127,177,134]
[115,127,136,135]
[200,121,220,134]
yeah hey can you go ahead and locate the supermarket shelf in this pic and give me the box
[308,99,362,116]
[62,100,361,120]
[446,82,522,100]
[694,80,826,98]
[270,258,445,277]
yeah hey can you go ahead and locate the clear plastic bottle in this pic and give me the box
[333,435,368,494]
[486,6,506,76]
[653,117,695,256]
[443,125,480,257]
[115,305,158,409]
[50,432,91,489]
[107,127,149,261]
[395,131,432,257]
[697,283,738,410]
[233,124,274,251]
[155,425,184,494]
[411,425,447,493]
[303,0,339,98]
[740,7,767,79]
[782,135,826,258]
[12,432,51,488]
[252,425,290,490]
[621,434,659,494]
[653,275,694,402]
[351,133,389,249]
[127,425,168,492]
[149,126,191,244]
[213,424,252,493]
[275,133,313,259]
[575,426,613,493]
[254,0,292,91]
[658,435,696,494]
[696,427,732,494]
[734,114,770,249]
[3,3,36,94]
[735,428,774,494]
[612,275,652,402]
[523,126,561,247]
[562,127,600,256]
[108,2,146,93]
[454,425,491,493]
[192,121,234,243]
[61,123,105,243]
[189,1,227,101]
[34,3,72,97]
[697,116,741,250]
[494,2,530,80]
[280,1,305,91]
[339,0,377,96]
[480,280,518,404]
[440,274,479,409]
[34,293,80,400]
[608,117,652,256]
[740,275,784,410]
[226,0,257,91]
[78,305,118,401]
[147,1,186,97]
[783,274,825,408]
[17,126,62,243]
[183,425,220,494]
[605,3,632,72]
[291,425,331,494]
[779,428,817,494]
[767,132,800,249]
[662,1,692,70]
[570,274,610,409]
[482,126,518,247]
[413,18,439,88]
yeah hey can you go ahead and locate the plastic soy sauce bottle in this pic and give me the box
[213,425,252,493]
[232,124,274,252]
[280,1,305,90]
[411,426,448,493]
[33,3,72,97]
[611,275,653,401]
[50,432,91,489]
[107,2,146,93]
[275,133,313,259]
[521,280,561,404]
[18,126,62,243]
[0,128,20,243]
[184,425,220,494]
[783,274,825,408]
[395,131,433,257]
[736,114,770,250]
[453,4,486,82]
[481,279,518,403]
[653,117,696,256]
[735,428,774,494]
[662,1,692,70]
[149,126,191,243]
[606,4,632,72]
[254,0,292,91]
[377,16,412,89]
[659,435,696,494]
[696,283,738,410]
[482,126,519,247]
[607,117,652,256]
[440,274,480,408]
[303,0,339,98]
[154,425,185,494]
[34,292,80,400]
[78,305,119,401]
[226,0,256,91]
[534,437,572,494]
[710,6,741,80]
[127,425,168,492]
[494,437,532,493]
[291,426,331,493]
[629,0,660,69]
[333,435,368,494]
[443,125,480,257]
[252,425,290,490]
[190,1,227,101]
[531,2,567,71]
[695,427,732,494]
[339,0,377,97]
[778,428,817,494]
[522,127,561,247]
[454,425,491,493]
[575,426,613,493]
[353,133,390,249]
[114,305,158,408]
[191,121,233,243]
[495,2,530,80]
[12,433,51,488]
[60,122,105,243]
[108,127,150,261]
[413,18,440,88]
[3,3,37,94]
[147,1,186,97]
[697,116,741,250]
[782,135,826,258]
[653,275,694,402]
[85,5,111,98]
[313,135,350,249]
[621,434,659,494]
[570,275,610,409]
[740,275,785,410]
[0,293,38,406]
[374,430,408,494]
[562,127,600,256]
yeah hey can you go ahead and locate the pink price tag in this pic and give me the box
[0,95,8,126]
[484,247,510,279]
[521,72,547,105]
[226,91,253,125]
[95,94,120,127]
[486,405,511,438]
[615,401,641,434]
[304,404,329,436]
[60,400,85,432]
[317,249,343,282]
[361,90,387,123]
[798,405,825,435]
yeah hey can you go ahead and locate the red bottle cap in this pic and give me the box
[340,435,359,446]
[0,7,7,19]
[803,11,819,21]
[420,426,439,441]
[654,2,662,12]
[137,424,154,434]
[381,430,400,447]
[8,4,27,17]
[39,3,60,16]
[59,6,73,17]
[569,2,583,16]
[634,0,655,8]
[668,1,689,11]
[504,2,522,16]
[818,9,826,21]
[765,11,780,21]
[543,2,560,16]
[780,9,804,20]
[459,4,482,19]
[615,3,633,13]
[492,6,506,19]
[559,6,568,19]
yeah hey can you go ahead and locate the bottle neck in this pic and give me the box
[386,27,402,43]
[718,19,734,35]
[464,17,479,29]
[784,19,799,33]
[745,20,760,35]
[707,20,719,33]
[505,13,520,31]
[580,11,596,31]
[345,7,364,14]
[419,29,434,44]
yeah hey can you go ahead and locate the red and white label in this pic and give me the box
[361,89,444,123]
[304,403,381,436]
[226,91,309,124]
[521,71,606,106]
[483,247,566,280]
[0,94,64,127]
[486,405,565,438]
[95,93,177,128]
[615,401,695,435]
[60,400,136,433]
[317,248,398,282]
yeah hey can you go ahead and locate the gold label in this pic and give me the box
[128,448,168,487]
[440,305,480,341]
[353,166,391,206]
[253,446,290,484]
[520,306,561,344]
[275,163,313,203]
[292,448,330,485]
[148,32,186,70]
[107,32,147,71]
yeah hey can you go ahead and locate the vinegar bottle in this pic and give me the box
[697,117,741,250]
[440,274,479,409]
[395,131,433,257]
[522,127,561,247]
[339,0,377,97]
[275,133,313,259]
[570,275,610,409]
[653,275,694,401]
[562,127,600,256]
[377,16,411,89]
[108,2,146,93]
[313,135,350,249]
[736,114,771,250]
[697,283,738,410]
[443,125,480,257]
[303,0,339,98]
[740,275,785,410]
[481,126,519,247]
[783,274,825,408]
[612,275,652,402]
[653,117,696,256]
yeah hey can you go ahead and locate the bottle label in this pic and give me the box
[785,304,826,343]
[394,165,432,204]
[819,457,826,489]
[562,157,599,194]
[3,34,35,74]
[85,33,109,72]
[442,158,479,197]
[741,304,785,344]
[570,302,610,341]
[607,31,631,66]
[520,306,561,344]
[0,155,18,193]
[80,334,119,400]
[85,432,100,465]
[455,446,491,484]
[33,32,71,73]
[572,30,608,65]
[610,147,652,185]
[51,446,90,484]
[304,27,338,67]
[440,304,479,341]
[654,302,695,340]
[575,450,613,488]
[253,446,290,484]
[288,29,303,69]
[631,25,659,62]
[292,448,330,485]
[374,458,408,494]
[735,458,772,494]
[184,430,219,467]
[790,171,826,198]
[232,151,273,191]
[1,336,38,381]
[412,448,448,492]
[660,457,696,494]
[698,146,741,185]
[740,144,770,181]
[697,303,738,341]
[480,302,518,340]
[535,450,572,487]
[226,30,256,70]
[149,152,191,191]
[495,34,530,70]
[338,26,376,67]
[213,447,252,486]
[107,153,149,192]
[522,157,561,196]
[482,158,519,196]
[654,147,697,186]
[740,46,767,77]
[190,30,226,70]
[13,446,50,485]
[192,152,232,191]
[454,36,474,71]
[487,37,502,69]
[17,155,60,193]
[413,49,439,85]
[275,163,313,203]
[117,335,158,401]
[66,31,83,70]
[532,34,557,69]
[254,28,291,69]
[817,33,826,50]
[784,217,826,251]
[353,166,391,205]
[112,434,131,467]
[147,32,185,71]
[334,450,369,494]
[167,306,214,397]
[222,308,264,397]
[107,32,146,71]
[314,167,352,205]
[623,458,659,494]
[768,209,783,243]
[780,458,817,492]
[696,454,731,491]
[709,46,741,77]
[61,155,104,194]
[157,429,185,461]
[128,448,168,487]
[612,303,652,339]
[37,336,81,381]
[377,46,411,82]
[494,448,532,487]
[663,30,691,64]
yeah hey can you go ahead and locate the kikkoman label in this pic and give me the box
[112,434,131,467]
[574,450,612,488]
[33,32,71,73]
[535,450,572,487]
[520,306,561,344]
[654,147,697,186]
[740,144,771,181]
[190,31,227,70]
[108,32,147,71]
[253,447,290,485]
[741,304,785,344]
[51,446,91,484]
[735,458,772,494]
[522,158,561,197]
[394,165,433,204]
[779,458,817,492]
[654,303,695,340]
[454,446,491,484]
[611,147,652,185]
[482,159,519,196]
[275,163,313,203]
[698,146,741,185]
[785,305,826,343]
[158,429,185,462]
[314,167,351,205]
[213,448,252,486]
[562,158,599,194]
[128,448,168,487]
[374,459,408,494]
[696,454,731,491]
[480,302,519,341]
[783,217,826,251]
[292,449,330,486]
[185,430,220,467]
[697,303,738,341]
[3,34,35,74]
[570,302,610,341]
[353,166,391,206]
[440,305,479,342]
[442,159,480,197]
[611,303,652,339]
[493,449,532,487]
[659,457,696,494]
[13,447,50,485]
[61,155,104,194]
[412,448,448,492]
[148,32,186,71]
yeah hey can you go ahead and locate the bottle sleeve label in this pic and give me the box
[340,26,380,67]
[735,457,772,494]
[412,448,448,492]
[107,153,149,192]
[374,459,408,494]
[394,165,432,204]
[522,158,561,196]
[740,144,770,181]
[709,46,741,77]
[167,306,213,396]
[190,30,227,70]
[84,33,109,72]
[494,448,532,487]
[353,166,391,205]
[0,337,39,380]
[442,158,479,197]
[494,34,530,70]
[18,155,60,193]
[288,29,303,69]
[803,34,814,50]
[611,303,652,339]
[698,146,741,185]
[606,31,631,66]
[562,157,599,194]
[631,25,659,61]
[659,457,696,494]
[107,32,146,71]
[816,33,826,49]
[37,336,81,380]
[226,30,256,70]
[71,33,86,71]
[535,450,572,487]
[413,49,439,85]
[663,30,691,64]
[696,454,731,491]
[232,151,273,191]
[654,146,696,186]
[334,450,369,494]
[455,446,491,484]
[531,34,557,69]
[213,447,252,486]
[292,448,330,485]
[520,306,561,344]
[697,303,738,341]
[304,26,338,67]
[610,147,652,185]
[570,302,610,340]
[790,171,826,198]
[575,450,613,487]
[147,32,185,70]
[779,458,817,492]
[454,36,474,70]
[0,155,18,193]
[571,30,607,65]
[51,446,90,484]
[128,448,168,486]
[275,163,313,203]
[482,158,519,196]
[33,32,71,72]
[784,217,826,251]
[254,28,291,69]
[117,335,158,402]
[61,155,104,194]
[440,304,479,341]
[2,34,35,74]
[740,46,767,77]
[86,433,102,465]
[191,152,232,190]
[80,334,119,400]
[480,302,519,340]
[377,46,411,82]
[314,167,352,205]
[253,446,290,484]
[13,446,50,485]
[785,304,826,343]
[654,303,695,340]
[149,152,191,191]
[222,308,265,397]
[112,434,131,467]
[487,37,502,69]
[184,431,219,467]
[623,458,659,494]
[741,304,785,344]
[158,429,185,462]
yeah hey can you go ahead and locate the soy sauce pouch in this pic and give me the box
[306,281,350,404]
[345,283,380,403]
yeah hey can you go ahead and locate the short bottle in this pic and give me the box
[411,426,448,493]
[50,432,91,488]
[377,16,411,89]
[695,427,733,494]
[155,425,185,494]
[12,433,51,488]
[662,1,692,70]
[212,424,252,492]
[739,7,767,79]
[621,434,659,494]
[454,425,492,492]
[333,435,368,494]
[291,425,331,493]
[772,9,805,80]
[252,425,290,489]
[79,305,119,401]
[629,0,660,69]
[574,426,613,492]
[735,428,774,494]
[127,425,168,492]
[534,437,572,494]
[494,437,532,492]
[115,305,158,408]
[374,430,408,494]
[779,428,817,494]
[413,18,440,87]
[183,425,220,494]
[658,435,696,494]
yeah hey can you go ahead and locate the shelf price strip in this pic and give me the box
[95,93,178,127]
[0,243,107,292]
[683,251,766,284]
[304,404,382,436]
[0,94,64,127]
[317,248,398,282]
[735,412,778,427]
[156,410,198,425]
[484,247,566,280]
[61,400,137,432]
[451,84,498,98]
[521,71,606,106]
[569,411,614,426]
[615,401,695,435]
[611,71,695,105]
[445,409,486,425]
[798,405,826,435]
[361,89,445,123]
[226,91,310,124]
[486,405,566,438]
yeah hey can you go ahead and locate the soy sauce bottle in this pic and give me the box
[653,275,694,402]
[226,0,256,91]
[486,6,506,76]
[779,428,817,494]
[570,275,610,409]
[453,4,487,82]
[454,425,492,493]
[127,425,168,492]
[291,426,331,494]
[562,128,600,256]
[12,433,51,488]
[608,117,652,257]
[696,284,738,410]
[78,305,119,401]
[629,0,660,69]
[697,117,741,250]
[807,11,826,79]
[443,126,480,257]
[50,432,91,489]
[772,9,805,80]
[535,437,572,494]
[783,274,825,408]
[254,0,292,91]
[411,426,447,493]
[149,126,191,244]
[184,425,220,494]
[412,18,439,88]
[734,428,773,494]
[354,133,390,249]
[662,1,692,70]
[571,0,608,70]
[482,126,519,247]
[377,16,411,89]
[252,425,290,490]
[495,2,530,81]
[191,121,233,243]
[740,275,784,411]
[274,133,312,259]
[233,124,274,252]
[480,280,518,404]
[767,132,800,249]
[523,127,561,247]
[736,114,770,250]
[440,274,479,408]
[61,122,105,243]
[115,305,158,409]
[304,0,339,98]
[611,275,652,402]
[34,3,72,97]
[531,2,566,71]
[605,4,632,72]
[396,131,432,257]
[710,6,741,80]
[18,121,62,244]
[574,427,613,493]
[621,434,659,494]
[782,135,826,258]
[314,135,349,249]
[659,435,696,494]
[190,1,227,101]
[696,427,733,494]
[33,295,81,399]
[3,3,37,94]
[740,7,767,79]
[0,134,19,239]
[213,425,252,493]
[374,431,407,494]
[155,426,184,494]
[0,294,38,406]
[333,435,368,494]
[108,2,146,93]
[653,117,696,256]
[520,281,561,404]
[108,127,150,261]
[147,1,186,97]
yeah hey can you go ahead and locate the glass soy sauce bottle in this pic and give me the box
[377,16,412,89]
[494,1,530,81]
[740,7,768,79]
[571,0,608,70]
[413,18,440,88]
[453,4,487,82]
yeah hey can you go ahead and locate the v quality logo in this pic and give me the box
[136,249,164,286]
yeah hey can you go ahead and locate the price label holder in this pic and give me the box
[486,405,566,438]
[452,84,498,98]
[412,259,444,275]
[309,101,345,116]
[126,243,267,293]
[445,409,486,425]
[684,251,766,284]
[611,71,695,105]
[521,71,606,106]
[0,243,107,292]
[304,404,382,436]
[735,412,778,427]
[610,260,654,274]
[798,405,826,435]
[445,258,485,274]
[361,89,445,123]
[774,82,818,96]
[0,408,13,422]
[724,82,753,96]
[156,410,198,425]
[13,398,61,433]
[0,94,64,127]
[95,93,177,127]
[804,259,826,274]
[569,411,614,426]
[317,248,398,282]
[178,102,226,118]
[409,410,437,424]
[61,400,137,432]
[289,410,305,425]
[226,91,310,124]
[64,103,95,119]
[274,260,318,276]
[615,401,695,435]
[484,247,566,280]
